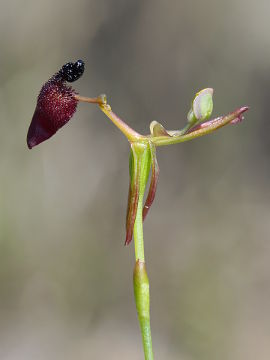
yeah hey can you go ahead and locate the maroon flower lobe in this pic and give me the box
[27,60,84,149]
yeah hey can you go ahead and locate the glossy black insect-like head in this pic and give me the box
[58,60,85,82]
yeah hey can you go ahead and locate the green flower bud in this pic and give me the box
[192,88,213,122]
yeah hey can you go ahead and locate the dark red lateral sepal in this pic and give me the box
[125,145,140,245]
[142,144,159,222]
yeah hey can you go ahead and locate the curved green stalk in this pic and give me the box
[99,102,143,142]
[132,143,154,360]
[151,107,248,147]
[134,260,153,360]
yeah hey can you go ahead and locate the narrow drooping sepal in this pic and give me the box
[125,146,140,245]
[142,143,159,222]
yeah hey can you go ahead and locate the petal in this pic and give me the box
[125,147,139,245]
[150,121,171,137]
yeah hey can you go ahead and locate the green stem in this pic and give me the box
[133,177,145,262]
[134,260,153,360]
[99,103,143,142]
[132,143,154,360]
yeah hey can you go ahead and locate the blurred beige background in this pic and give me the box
[0,0,270,359]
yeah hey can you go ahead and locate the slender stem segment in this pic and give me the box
[133,182,146,262]
[75,94,143,142]
[134,260,153,360]
[99,103,143,142]
[74,94,103,104]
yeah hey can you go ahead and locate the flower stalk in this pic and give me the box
[134,260,153,360]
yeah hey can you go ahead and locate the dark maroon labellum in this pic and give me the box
[27,60,84,149]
